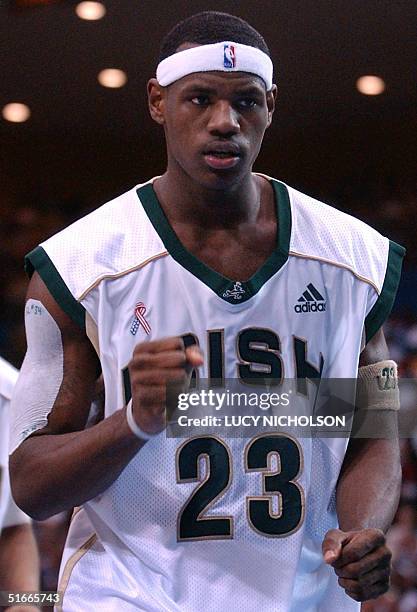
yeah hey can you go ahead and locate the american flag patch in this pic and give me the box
[130,302,151,335]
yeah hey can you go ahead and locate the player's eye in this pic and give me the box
[190,95,210,106]
[236,98,257,109]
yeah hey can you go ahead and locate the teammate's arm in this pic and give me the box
[0,523,40,612]
[322,327,400,602]
[9,273,202,520]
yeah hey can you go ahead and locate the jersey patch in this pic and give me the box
[294,283,326,313]
[130,301,151,336]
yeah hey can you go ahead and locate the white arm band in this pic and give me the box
[356,360,400,411]
[9,299,63,453]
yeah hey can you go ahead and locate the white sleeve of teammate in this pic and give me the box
[0,410,30,528]
[9,299,64,454]
[1,466,31,529]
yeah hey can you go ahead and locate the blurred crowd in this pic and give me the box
[0,185,416,610]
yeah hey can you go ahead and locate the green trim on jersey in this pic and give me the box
[136,180,291,304]
[365,240,405,344]
[25,246,86,330]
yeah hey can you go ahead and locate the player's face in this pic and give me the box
[150,69,276,190]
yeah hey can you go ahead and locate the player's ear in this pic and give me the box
[147,78,166,125]
[266,84,277,128]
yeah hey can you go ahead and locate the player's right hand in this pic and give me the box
[322,528,392,602]
[128,337,203,434]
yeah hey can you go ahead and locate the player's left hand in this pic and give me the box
[322,528,392,602]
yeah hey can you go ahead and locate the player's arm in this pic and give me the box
[0,523,39,612]
[322,327,400,601]
[0,473,40,611]
[9,273,202,521]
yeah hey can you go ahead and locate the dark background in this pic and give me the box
[0,1,416,610]
[0,0,416,215]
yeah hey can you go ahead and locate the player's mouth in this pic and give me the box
[203,143,241,170]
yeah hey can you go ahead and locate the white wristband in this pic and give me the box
[126,400,158,441]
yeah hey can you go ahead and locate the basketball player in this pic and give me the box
[8,12,405,611]
[0,356,39,611]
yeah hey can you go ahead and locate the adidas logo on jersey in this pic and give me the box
[294,283,326,313]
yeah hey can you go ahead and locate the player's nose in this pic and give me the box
[207,100,240,136]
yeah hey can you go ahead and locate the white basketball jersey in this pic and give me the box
[0,357,29,533]
[24,176,404,611]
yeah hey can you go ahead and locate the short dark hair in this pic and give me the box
[159,11,270,62]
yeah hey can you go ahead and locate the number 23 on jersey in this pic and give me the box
[176,433,305,541]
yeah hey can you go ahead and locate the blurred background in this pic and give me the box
[0,0,416,609]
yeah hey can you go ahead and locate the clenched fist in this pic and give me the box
[128,337,203,435]
[322,528,392,602]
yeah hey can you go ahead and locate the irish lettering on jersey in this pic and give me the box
[122,329,324,403]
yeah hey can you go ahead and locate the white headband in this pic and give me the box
[156,41,273,90]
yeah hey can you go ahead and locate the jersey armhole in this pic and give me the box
[364,240,405,344]
[25,246,86,330]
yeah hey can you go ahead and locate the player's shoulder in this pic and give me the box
[286,180,387,254]
[0,356,18,401]
[25,178,166,302]
[280,179,405,293]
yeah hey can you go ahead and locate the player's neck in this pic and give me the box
[154,170,264,229]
